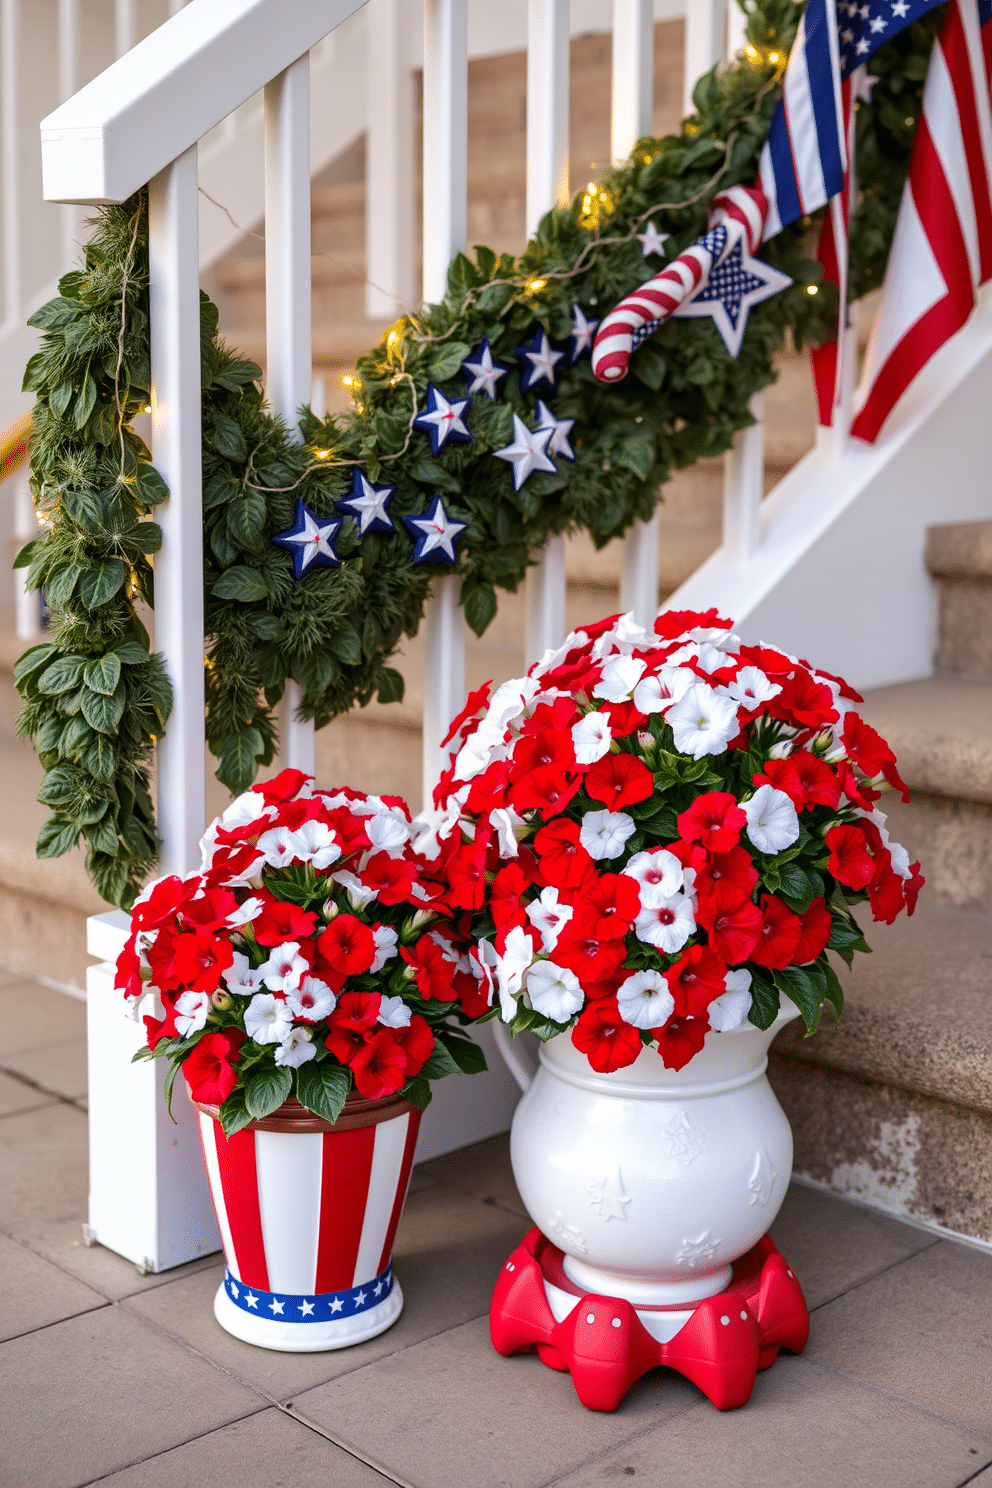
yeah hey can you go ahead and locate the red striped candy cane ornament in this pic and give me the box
[590,186,770,383]
[194,1092,421,1352]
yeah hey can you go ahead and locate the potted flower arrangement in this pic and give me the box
[418,608,923,1410]
[116,767,490,1353]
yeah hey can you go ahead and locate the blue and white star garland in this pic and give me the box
[412,384,473,455]
[271,498,342,580]
[336,468,396,536]
[514,329,565,393]
[402,495,468,566]
[223,1265,393,1323]
[461,340,509,399]
[567,304,599,365]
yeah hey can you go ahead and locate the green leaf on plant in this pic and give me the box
[211,566,268,602]
[83,653,122,696]
[135,463,169,506]
[428,341,472,382]
[36,814,80,858]
[79,559,126,610]
[216,727,264,794]
[295,1062,351,1125]
[438,1031,487,1075]
[82,684,126,735]
[747,972,781,1030]
[773,963,826,1036]
[421,1038,463,1081]
[37,655,85,695]
[208,413,248,462]
[245,1066,293,1121]
[218,1086,255,1138]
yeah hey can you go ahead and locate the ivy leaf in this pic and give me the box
[79,559,126,610]
[82,684,126,735]
[747,972,781,1030]
[36,815,81,858]
[295,1062,351,1125]
[208,413,248,462]
[244,1066,293,1120]
[135,464,169,506]
[83,654,122,696]
[73,373,98,430]
[211,566,268,602]
[216,727,264,794]
[428,341,472,383]
[377,667,404,705]
[37,655,85,695]
[462,579,498,637]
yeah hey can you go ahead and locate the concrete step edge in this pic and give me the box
[860,677,992,805]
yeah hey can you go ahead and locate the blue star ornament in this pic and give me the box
[672,238,792,358]
[567,304,600,365]
[535,400,575,462]
[514,329,565,392]
[271,498,343,580]
[462,340,509,399]
[412,384,473,455]
[402,495,468,566]
[494,415,556,491]
[336,468,396,536]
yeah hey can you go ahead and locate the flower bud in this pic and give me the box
[210,991,232,1011]
[322,899,339,921]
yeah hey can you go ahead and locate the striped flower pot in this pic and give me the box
[193,1092,421,1352]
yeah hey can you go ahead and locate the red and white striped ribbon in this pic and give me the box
[591,186,770,383]
[197,1107,421,1297]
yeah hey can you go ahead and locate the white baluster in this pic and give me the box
[14,486,43,642]
[722,390,764,563]
[612,0,659,630]
[524,0,569,665]
[148,145,205,878]
[114,0,137,58]
[725,0,748,57]
[366,0,415,318]
[311,372,327,420]
[264,54,316,778]
[58,0,87,268]
[421,0,468,808]
[683,0,726,115]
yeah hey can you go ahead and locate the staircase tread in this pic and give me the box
[860,676,992,803]
[926,520,992,580]
[771,899,992,1115]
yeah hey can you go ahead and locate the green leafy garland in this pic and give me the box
[15,0,941,909]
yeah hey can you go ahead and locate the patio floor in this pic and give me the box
[3,973,992,1488]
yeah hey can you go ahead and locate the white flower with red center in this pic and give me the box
[632,665,695,715]
[708,969,752,1031]
[664,681,741,759]
[226,896,264,929]
[244,992,294,1045]
[525,886,575,952]
[370,924,399,972]
[728,666,781,709]
[331,869,377,909]
[221,792,274,830]
[377,994,413,1028]
[494,924,536,1022]
[255,826,300,869]
[571,711,613,764]
[289,819,341,870]
[623,848,684,902]
[223,952,266,998]
[257,941,309,994]
[634,892,695,953]
[617,969,676,1030]
[579,809,636,861]
[366,811,411,857]
[743,784,800,854]
[285,975,336,1021]
[592,655,646,703]
[175,990,211,1037]
[526,960,584,1022]
[274,1026,317,1068]
[693,642,737,675]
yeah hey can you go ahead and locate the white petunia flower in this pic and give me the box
[664,682,741,759]
[490,805,525,858]
[525,886,575,952]
[255,826,300,869]
[223,951,266,998]
[244,992,294,1045]
[494,925,536,1023]
[289,819,341,870]
[220,791,273,829]
[377,994,413,1028]
[693,643,734,675]
[590,613,648,659]
[708,968,751,1032]
[632,665,696,716]
[175,990,211,1038]
[623,849,684,903]
[617,969,675,1030]
[571,712,613,764]
[525,960,584,1023]
[592,655,647,703]
[257,941,309,994]
[370,924,399,973]
[284,975,337,1021]
[634,893,695,953]
[366,812,411,857]
[743,784,800,854]
[330,869,377,910]
[274,1026,317,1068]
[728,666,782,709]
[580,809,636,861]
[226,896,264,929]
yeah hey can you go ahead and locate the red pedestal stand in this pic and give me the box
[490,1228,809,1412]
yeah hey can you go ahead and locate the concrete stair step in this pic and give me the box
[768,898,992,1243]
[926,520,992,678]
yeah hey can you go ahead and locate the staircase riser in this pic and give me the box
[882,792,992,913]
[770,1053,992,1246]
[936,581,992,676]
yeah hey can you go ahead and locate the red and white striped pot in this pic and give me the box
[192,1091,421,1352]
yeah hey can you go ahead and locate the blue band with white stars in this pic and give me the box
[223,1264,394,1322]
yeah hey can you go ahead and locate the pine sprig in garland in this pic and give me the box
[15,0,935,908]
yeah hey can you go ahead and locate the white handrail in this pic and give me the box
[264,55,317,774]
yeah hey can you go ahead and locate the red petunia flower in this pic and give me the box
[181,888,240,932]
[115,936,143,998]
[441,681,492,749]
[252,768,309,804]
[553,923,630,985]
[324,991,381,1063]
[691,844,759,899]
[349,1028,409,1099]
[842,714,910,802]
[577,873,641,941]
[584,752,654,812]
[392,1013,435,1078]
[825,824,877,890]
[571,998,643,1072]
[317,914,377,977]
[794,898,833,964]
[677,791,747,854]
[867,862,907,925]
[654,608,732,639]
[904,861,924,916]
[148,926,233,994]
[835,759,881,812]
[182,1028,246,1106]
[132,874,199,931]
[143,990,183,1050]
[400,934,457,1001]
[768,672,839,730]
[598,700,648,738]
[512,726,577,776]
[360,851,418,905]
[695,883,762,964]
[465,760,512,815]
[533,817,596,890]
[491,862,532,930]
[664,944,728,1016]
[445,837,491,912]
[252,896,319,947]
[652,1013,710,1071]
[754,751,840,813]
[509,764,582,821]
[751,895,804,969]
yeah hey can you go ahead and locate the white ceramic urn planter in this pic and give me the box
[507,1006,798,1307]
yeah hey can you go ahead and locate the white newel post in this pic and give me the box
[524,0,569,665]
[86,146,220,1271]
[614,0,661,630]
[265,54,316,776]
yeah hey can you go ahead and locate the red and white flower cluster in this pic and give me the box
[116,769,487,1123]
[418,608,923,1075]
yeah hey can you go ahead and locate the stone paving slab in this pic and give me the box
[0,1069,54,1119]
[0,1229,106,1342]
[2,1036,87,1102]
[0,981,86,1057]
[0,1101,88,1238]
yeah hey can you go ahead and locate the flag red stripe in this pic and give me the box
[212,1124,270,1290]
[851,285,971,441]
[909,112,976,324]
[939,5,992,281]
[375,1110,422,1277]
[314,1123,377,1293]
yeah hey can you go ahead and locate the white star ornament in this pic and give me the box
[535,400,576,462]
[494,415,556,490]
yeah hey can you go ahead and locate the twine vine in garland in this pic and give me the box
[14,0,941,909]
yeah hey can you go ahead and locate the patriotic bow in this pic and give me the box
[590,186,769,384]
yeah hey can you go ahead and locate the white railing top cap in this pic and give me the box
[39,0,366,205]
